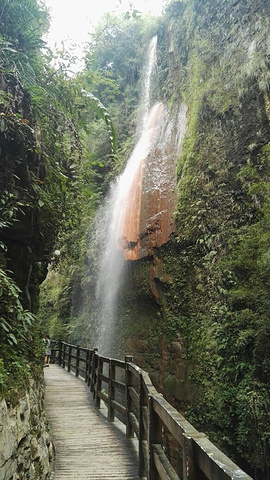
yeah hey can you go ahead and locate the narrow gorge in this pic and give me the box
[0,0,269,479]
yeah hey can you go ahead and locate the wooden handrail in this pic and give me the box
[52,341,253,480]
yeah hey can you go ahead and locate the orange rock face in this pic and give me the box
[117,102,184,261]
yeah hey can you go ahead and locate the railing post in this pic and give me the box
[75,345,80,377]
[67,345,72,372]
[88,350,93,387]
[90,348,98,393]
[139,372,148,478]
[148,395,162,480]
[62,343,66,368]
[58,340,62,366]
[95,355,102,409]
[108,359,115,422]
[182,434,196,480]
[125,354,134,439]
[85,349,90,383]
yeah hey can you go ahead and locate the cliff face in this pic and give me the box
[0,76,51,312]
[107,0,270,477]
[0,379,54,479]
[119,102,187,260]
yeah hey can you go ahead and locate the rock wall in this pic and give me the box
[119,100,187,261]
[98,0,270,477]
[0,379,54,480]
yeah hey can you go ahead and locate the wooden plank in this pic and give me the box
[44,364,140,479]
[129,412,139,438]
[153,444,180,480]
[110,399,126,417]
[193,435,253,480]
[152,395,197,446]
[129,386,139,407]
[111,358,125,369]
[112,378,126,392]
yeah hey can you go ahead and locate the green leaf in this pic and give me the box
[7,333,18,345]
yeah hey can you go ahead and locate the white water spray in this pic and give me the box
[91,37,187,355]
[139,36,158,132]
[93,38,160,355]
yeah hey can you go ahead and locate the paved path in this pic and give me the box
[44,364,140,479]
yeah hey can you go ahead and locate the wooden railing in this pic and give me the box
[53,341,253,480]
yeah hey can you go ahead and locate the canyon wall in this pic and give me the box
[103,1,270,477]
[0,379,53,480]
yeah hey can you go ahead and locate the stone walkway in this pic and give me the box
[44,364,140,479]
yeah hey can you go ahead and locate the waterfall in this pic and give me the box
[139,36,158,132]
[90,37,187,356]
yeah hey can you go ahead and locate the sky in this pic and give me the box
[43,0,165,71]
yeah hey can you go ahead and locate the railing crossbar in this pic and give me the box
[153,444,180,480]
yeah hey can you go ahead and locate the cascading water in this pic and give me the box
[138,36,159,133]
[91,37,187,356]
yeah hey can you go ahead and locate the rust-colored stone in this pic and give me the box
[118,104,179,261]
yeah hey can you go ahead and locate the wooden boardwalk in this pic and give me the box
[44,364,140,480]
